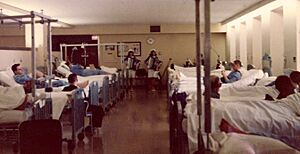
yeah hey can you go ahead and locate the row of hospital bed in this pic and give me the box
[0,10,134,153]
[0,62,132,152]
[168,64,300,154]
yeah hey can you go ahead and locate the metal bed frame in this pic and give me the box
[167,1,212,153]
[0,3,128,153]
[101,76,110,111]
[70,89,86,145]
[0,96,55,152]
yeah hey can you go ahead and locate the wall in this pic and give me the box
[226,0,300,75]
[52,24,226,70]
[53,24,226,35]
[0,25,25,47]
[98,33,226,71]
[0,23,226,70]
[0,49,31,70]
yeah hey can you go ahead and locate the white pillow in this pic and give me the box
[5,67,15,78]
[255,76,277,86]
[239,67,249,78]
[219,133,299,154]
[0,71,19,87]
[100,65,118,74]
[56,65,72,77]
[59,61,70,71]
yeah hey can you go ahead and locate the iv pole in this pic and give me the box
[195,0,205,153]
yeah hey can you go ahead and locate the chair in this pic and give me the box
[19,119,62,154]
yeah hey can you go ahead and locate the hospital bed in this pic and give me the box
[0,79,103,152]
[55,63,126,110]
[184,94,300,153]
[168,65,269,99]
[170,91,300,154]
[167,65,300,153]
[0,90,68,152]
[0,64,124,113]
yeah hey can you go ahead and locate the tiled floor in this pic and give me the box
[0,89,170,154]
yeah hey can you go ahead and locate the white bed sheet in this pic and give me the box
[0,110,27,124]
[170,69,264,95]
[210,132,300,154]
[185,93,300,153]
[49,92,69,119]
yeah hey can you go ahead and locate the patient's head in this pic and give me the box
[11,63,24,75]
[275,75,295,99]
[210,75,222,99]
[290,71,300,87]
[68,73,78,85]
[230,60,242,71]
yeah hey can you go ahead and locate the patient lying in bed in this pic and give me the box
[265,75,295,100]
[11,63,68,88]
[67,62,109,77]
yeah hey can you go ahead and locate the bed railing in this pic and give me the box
[32,98,53,120]
[101,76,110,110]
[110,73,117,105]
[89,81,99,106]
[71,89,85,143]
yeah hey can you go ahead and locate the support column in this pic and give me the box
[239,22,247,65]
[235,24,240,60]
[252,16,263,69]
[297,1,300,70]
[226,25,236,61]
[283,0,298,70]
[270,8,284,75]
[246,19,253,65]
[262,11,271,55]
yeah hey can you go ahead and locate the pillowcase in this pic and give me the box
[56,65,72,77]
[0,71,19,87]
[59,61,70,71]
[255,76,277,86]
[5,67,15,78]
[100,65,118,74]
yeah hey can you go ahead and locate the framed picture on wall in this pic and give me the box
[117,41,141,57]
[104,45,116,54]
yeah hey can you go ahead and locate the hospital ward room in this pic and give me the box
[1,0,300,154]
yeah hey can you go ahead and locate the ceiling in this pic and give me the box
[0,0,263,25]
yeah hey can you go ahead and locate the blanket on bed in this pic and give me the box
[0,86,25,110]
[185,93,300,153]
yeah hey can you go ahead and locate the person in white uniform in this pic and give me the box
[144,49,162,91]
[124,49,140,90]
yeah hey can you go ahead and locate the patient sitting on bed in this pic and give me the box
[265,75,295,101]
[62,73,89,91]
[221,60,242,83]
[62,73,104,129]
[11,64,68,88]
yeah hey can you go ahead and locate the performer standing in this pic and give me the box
[145,49,162,91]
[124,49,140,91]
